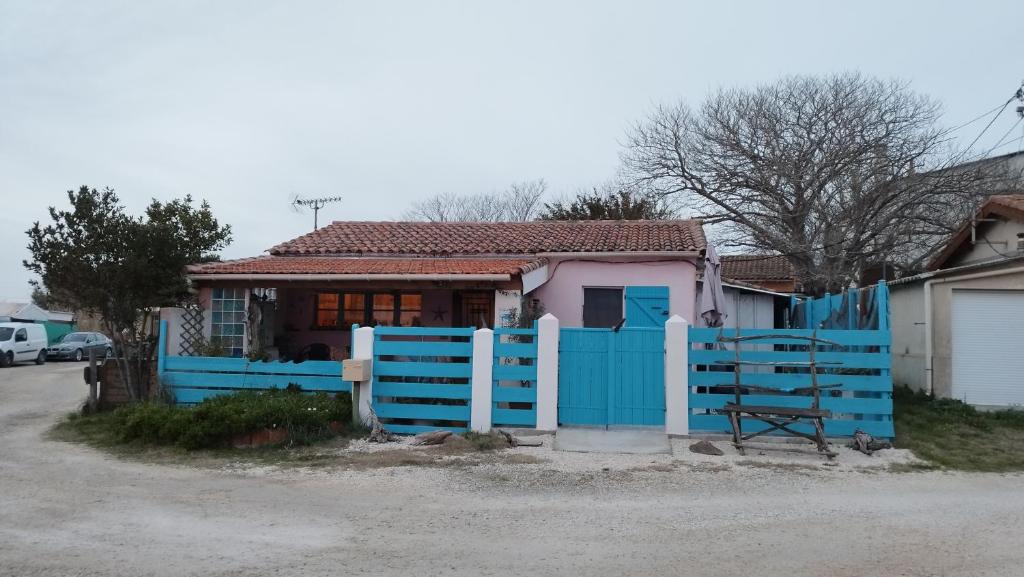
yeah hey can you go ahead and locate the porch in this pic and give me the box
[192,283,525,361]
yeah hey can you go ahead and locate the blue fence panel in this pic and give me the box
[371,326,475,434]
[157,321,351,404]
[687,327,894,438]
[492,327,538,428]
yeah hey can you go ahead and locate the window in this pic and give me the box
[15,328,27,342]
[315,293,340,328]
[314,292,422,328]
[343,294,365,327]
[1017,232,1024,251]
[372,294,396,326]
[582,287,623,328]
[399,294,422,327]
[211,288,246,357]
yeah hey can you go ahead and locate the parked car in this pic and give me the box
[46,332,112,362]
[0,322,49,367]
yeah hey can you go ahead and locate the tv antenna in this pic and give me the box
[290,195,343,230]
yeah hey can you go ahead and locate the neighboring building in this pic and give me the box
[889,194,1024,407]
[185,220,707,359]
[0,302,77,344]
[695,278,790,330]
[0,302,49,323]
[721,255,799,293]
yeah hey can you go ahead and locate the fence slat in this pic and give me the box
[374,360,473,379]
[689,414,894,438]
[492,386,536,403]
[689,349,891,369]
[372,382,472,400]
[373,402,470,421]
[374,340,473,357]
[164,356,345,376]
[493,342,538,358]
[375,326,475,337]
[688,371,891,392]
[491,364,537,381]
[163,372,351,393]
[385,423,468,435]
[688,393,892,415]
[492,408,537,426]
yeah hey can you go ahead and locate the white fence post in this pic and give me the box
[535,313,559,432]
[470,328,494,433]
[352,326,375,422]
[664,315,689,436]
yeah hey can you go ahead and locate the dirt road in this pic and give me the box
[1,362,1022,577]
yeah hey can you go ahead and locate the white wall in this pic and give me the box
[948,219,1024,267]
[494,289,522,328]
[889,283,926,391]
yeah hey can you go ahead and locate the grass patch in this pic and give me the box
[894,386,1024,472]
[52,389,356,451]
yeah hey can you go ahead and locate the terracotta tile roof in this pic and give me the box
[187,256,544,276]
[928,194,1024,270]
[721,254,795,281]
[268,220,706,256]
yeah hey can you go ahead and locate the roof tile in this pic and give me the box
[187,256,543,276]
[268,220,706,256]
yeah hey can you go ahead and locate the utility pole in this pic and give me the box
[291,196,343,230]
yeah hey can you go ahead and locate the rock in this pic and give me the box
[689,440,724,456]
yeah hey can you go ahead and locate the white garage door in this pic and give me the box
[951,290,1024,407]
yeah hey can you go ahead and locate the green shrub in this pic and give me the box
[103,389,353,450]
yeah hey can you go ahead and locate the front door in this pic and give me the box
[455,291,493,328]
[558,327,665,427]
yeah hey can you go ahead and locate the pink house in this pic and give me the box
[185,220,706,359]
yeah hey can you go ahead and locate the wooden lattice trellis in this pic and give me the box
[178,304,205,356]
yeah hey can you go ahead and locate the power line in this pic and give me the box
[981,116,1024,158]
[962,91,1018,153]
[944,101,1012,134]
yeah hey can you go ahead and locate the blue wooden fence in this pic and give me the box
[492,327,539,428]
[156,321,351,404]
[370,326,475,435]
[688,327,894,438]
[791,281,889,330]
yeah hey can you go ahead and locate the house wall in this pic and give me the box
[889,283,927,391]
[947,219,1024,267]
[928,269,1024,399]
[530,257,698,327]
[277,287,454,358]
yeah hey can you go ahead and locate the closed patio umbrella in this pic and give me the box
[699,245,727,328]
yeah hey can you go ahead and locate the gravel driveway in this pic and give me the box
[2,362,1022,577]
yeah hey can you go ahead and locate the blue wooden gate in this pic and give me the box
[558,327,665,426]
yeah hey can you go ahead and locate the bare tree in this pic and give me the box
[404,179,547,222]
[623,73,1006,295]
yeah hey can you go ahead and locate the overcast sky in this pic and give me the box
[1,1,1022,301]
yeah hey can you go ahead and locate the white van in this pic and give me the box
[0,322,49,367]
